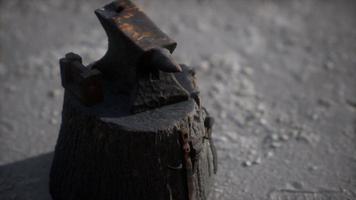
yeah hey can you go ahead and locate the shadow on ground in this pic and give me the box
[0,153,53,200]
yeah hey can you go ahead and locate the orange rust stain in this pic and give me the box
[121,11,135,19]
[119,23,135,33]
[119,23,142,40]
[137,32,154,41]
[131,32,141,40]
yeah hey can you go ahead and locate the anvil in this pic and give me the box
[60,0,191,110]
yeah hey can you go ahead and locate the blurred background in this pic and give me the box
[0,0,356,199]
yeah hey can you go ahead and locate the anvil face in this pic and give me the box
[92,0,180,89]
[95,0,177,53]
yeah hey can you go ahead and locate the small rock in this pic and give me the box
[52,110,60,117]
[271,134,279,141]
[226,131,238,140]
[271,142,281,149]
[252,157,262,165]
[215,136,228,143]
[48,89,62,98]
[249,149,257,155]
[308,165,318,171]
[296,131,320,145]
[266,151,274,157]
[324,60,334,70]
[286,181,304,190]
[242,160,252,167]
[260,118,268,125]
[291,129,300,138]
[275,113,289,124]
[279,134,289,141]
[198,60,210,71]
[256,103,266,114]
[50,118,58,125]
[311,113,319,120]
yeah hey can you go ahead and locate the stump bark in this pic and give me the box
[50,68,217,200]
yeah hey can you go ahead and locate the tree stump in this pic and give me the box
[50,68,217,200]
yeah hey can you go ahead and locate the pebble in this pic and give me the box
[252,157,262,165]
[259,118,268,125]
[279,134,289,141]
[296,132,320,145]
[242,160,252,167]
[308,165,318,171]
[198,60,210,71]
[324,60,334,70]
[266,151,274,157]
[249,149,257,155]
[311,113,319,120]
[52,110,60,117]
[50,118,58,125]
[286,181,304,190]
[226,131,238,141]
[215,136,228,143]
[271,134,279,141]
[275,114,288,124]
[271,142,281,149]
[257,103,266,113]
[48,89,62,98]
[291,129,300,138]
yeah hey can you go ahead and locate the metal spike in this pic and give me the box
[204,116,214,129]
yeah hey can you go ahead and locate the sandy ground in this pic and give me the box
[0,0,356,199]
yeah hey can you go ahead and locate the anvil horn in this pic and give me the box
[144,47,182,73]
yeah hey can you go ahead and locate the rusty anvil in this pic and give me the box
[60,0,194,111]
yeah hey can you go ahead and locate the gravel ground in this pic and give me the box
[1,0,356,199]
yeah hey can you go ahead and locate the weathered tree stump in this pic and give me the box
[49,1,217,199]
[50,68,217,200]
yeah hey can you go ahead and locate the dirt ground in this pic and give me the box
[0,0,356,199]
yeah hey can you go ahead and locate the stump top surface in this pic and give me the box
[102,99,195,132]
[67,91,196,132]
